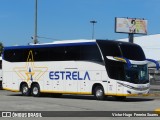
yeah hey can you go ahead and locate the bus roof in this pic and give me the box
[4,39,97,50]
[4,39,138,50]
[49,39,96,44]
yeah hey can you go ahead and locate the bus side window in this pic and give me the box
[3,50,13,62]
[49,47,65,61]
[65,46,80,61]
[80,45,102,62]
[4,50,22,62]
[33,48,49,61]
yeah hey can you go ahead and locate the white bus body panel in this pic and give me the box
[0,69,2,81]
[0,57,2,81]
[3,59,149,96]
[2,60,109,94]
[3,59,150,96]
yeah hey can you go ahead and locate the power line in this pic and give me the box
[37,36,60,41]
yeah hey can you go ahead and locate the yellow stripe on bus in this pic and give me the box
[40,90,92,95]
[2,88,149,97]
[105,93,149,97]
[3,87,19,92]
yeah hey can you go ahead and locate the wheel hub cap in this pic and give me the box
[96,89,103,97]
[33,87,38,95]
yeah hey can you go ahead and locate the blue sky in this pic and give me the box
[0,0,160,46]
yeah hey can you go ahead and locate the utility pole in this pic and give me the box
[34,0,38,44]
[90,20,97,39]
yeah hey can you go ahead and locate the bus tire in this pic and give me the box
[21,83,31,96]
[31,84,41,97]
[94,86,105,100]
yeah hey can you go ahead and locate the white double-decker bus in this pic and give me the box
[2,40,158,100]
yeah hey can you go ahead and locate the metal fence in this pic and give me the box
[149,68,160,93]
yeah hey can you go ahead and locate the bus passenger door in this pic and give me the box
[116,82,124,95]
[107,80,117,95]
[107,81,124,96]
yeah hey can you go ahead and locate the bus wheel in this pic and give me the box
[94,86,105,100]
[21,84,30,96]
[114,96,126,101]
[31,84,41,97]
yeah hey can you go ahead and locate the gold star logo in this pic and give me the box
[25,68,35,82]
[13,50,48,84]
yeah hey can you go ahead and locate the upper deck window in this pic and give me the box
[3,42,102,62]
[119,44,146,61]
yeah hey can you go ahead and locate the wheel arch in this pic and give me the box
[31,82,40,89]
[92,83,104,95]
[19,82,28,91]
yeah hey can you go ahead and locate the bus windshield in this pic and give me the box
[97,40,148,84]
[124,64,149,84]
[119,44,145,61]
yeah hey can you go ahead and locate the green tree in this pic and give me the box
[0,42,3,56]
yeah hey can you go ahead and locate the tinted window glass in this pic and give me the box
[49,47,65,61]
[97,40,121,57]
[4,50,12,62]
[33,48,49,61]
[97,40,146,80]
[4,49,27,62]
[120,44,145,61]
[106,60,125,80]
[80,45,102,62]
[3,44,102,62]
[97,40,126,80]
[65,46,80,60]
